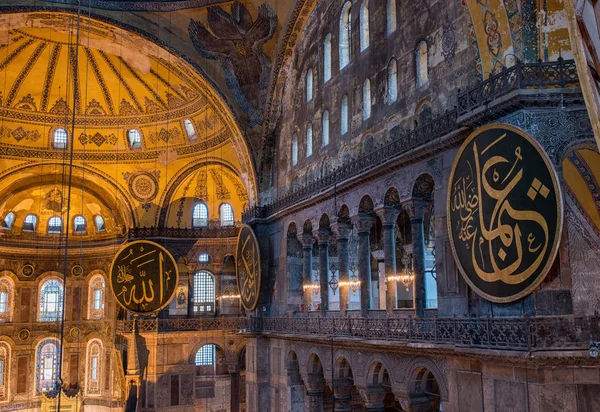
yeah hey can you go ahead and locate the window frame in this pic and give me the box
[195,344,216,366]
[36,339,60,395]
[127,129,142,149]
[387,0,397,36]
[291,134,299,166]
[1,212,14,230]
[306,124,313,157]
[306,69,314,102]
[339,2,352,69]
[192,202,209,228]
[363,78,372,120]
[39,279,64,322]
[322,110,330,147]
[53,128,68,150]
[388,58,398,104]
[73,215,87,234]
[23,214,37,232]
[360,1,370,52]
[323,34,332,82]
[94,215,106,232]
[47,216,63,235]
[219,203,234,227]
[192,271,216,314]
[416,40,429,88]
[184,119,197,140]
[341,95,349,135]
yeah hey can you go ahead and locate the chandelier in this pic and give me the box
[303,269,321,296]
[220,285,241,304]
[339,261,361,294]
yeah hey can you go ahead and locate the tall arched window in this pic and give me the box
[388,59,398,104]
[387,0,397,36]
[0,343,9,401]
[36,339,60,394]
[291,134,298,166]
[127,129,141,149]
[73,215,86,234]
[322,111,330,147]
[0,278,14,323]
[47,216,62,234]
[86,340,102,395]
[192,203,209,228]
[94,215,106,232]
[88,275,105,320]
[306,69,314,102]
[193,271,215,313]
[195,344,216,366]
[53,128,68,149]
[39,279,64,322]
[417,41,429,87]
[363,78,372,120]
[1,213,14,230]
[23,214,37,232]
[323,34,332,82]
[184,119,196,140]
[360,1,370,52]
[339,2,352,69]
[306,124,313,157]
[341,95,349,135]
[220,203,234,226]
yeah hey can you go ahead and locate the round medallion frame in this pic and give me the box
[235,224,261,312]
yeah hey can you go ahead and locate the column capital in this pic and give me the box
[403,200,430,221]
[358,386,387,410]
[226,362,241,374]
[353,213,376,234]
[377,206,400,227]
[301,232,315,248]
[317,227,332,244]
[334,222,353,239]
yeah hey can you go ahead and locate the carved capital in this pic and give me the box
[335,222,353,240]
[358,386,387,410]
[301,233,315,249]
[317,227,332,245]
[378,206,400,228]
[353,213,376,235]
[395,394,411,412]
[403,200,430,221]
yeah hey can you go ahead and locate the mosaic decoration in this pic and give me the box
[9,126,40,143]
[236,225,261,311]
[85,99,107,116]
[442,17,457,64]
[79,132,118,147]
[194,169,208,201]
[221,167,249,202]
[123,171,160,204]
[109,240,178,314]
[447,124,562,303]
[189,1,277,126]
[209,169,231,200]
[43,187,63,213]
[146,127,182,144]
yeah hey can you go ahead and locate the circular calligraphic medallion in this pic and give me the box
[236,224,261,311]
[18,328,30,341]
[109,240,178,314]
[71,264,83,277]
[129,172,158,203]
[69,327,80,339]
[447,124,562,303]
[21,264,34,278]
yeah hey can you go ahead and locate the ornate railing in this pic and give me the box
[128,226,240,239]
[252,315,600,351]
[456,58,578,116]
[116,317,249,333]
[243,110,459,221]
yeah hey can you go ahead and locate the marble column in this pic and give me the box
[336,223,352,317]
[333,378,353,412]
[301,233,315,313]
[407,201,429,318]
[355,213,375,317]
[306,378,325,412]
[227,363,241,412]
[380,207,399,315]
[318,228,332,315]
[360,386,387,412]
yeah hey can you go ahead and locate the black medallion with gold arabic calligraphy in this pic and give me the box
[109,240,178,314]
[236,224,261,311]
[447,124,562,303]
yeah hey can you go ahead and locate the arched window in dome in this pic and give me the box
[184,119,197,140]
[339,2,352,69]
[306,69,314,102]
[387,0,397,36]
[86,340,102,395]
[47,216,62,234]
[322,111,330,147]
[306,124,313,157]
[39,279,64,322]
[23,214,37,232]
[0,278,14,323]
[360,1,370,52]
[94,215,106,232]
[195,344,216,366]
[363,78,372,120]
[193,271,215,313]
[73,215,86,234]
[341,95,349,135]
[36,339,60,395]
[88,275,105,320]
[53,128,68,150]
[388,58,398,104]
[416,40,429,87]
[323,34,332,82]
[291,134,298,166]
[220,203,234,227]
[127,129,141,149]
[192,203,208,228]
[0,342,9,401]
[1,213,14,230]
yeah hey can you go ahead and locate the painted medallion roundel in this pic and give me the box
[109,240,178,314]
[447,124,563,303]
[236,224,261,311]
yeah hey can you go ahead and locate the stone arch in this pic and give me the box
[319,213,331,229]
[404,358,448,402]
[383,187,401,208]
[337,204,351,224]
[412,173,434,201]
[359,195,375,214]
[303,219,313,234]
[287,222,298,238]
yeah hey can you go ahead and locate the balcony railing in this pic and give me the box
[251,315,600,351]
[128,225,239,239]
[116,317,249,333]
[456,58,578,116]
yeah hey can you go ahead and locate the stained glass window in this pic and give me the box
[36,339,60,395]
[193,271,215,313]
[89,276,105,320]
[195,344,215,366]
[39,279,64,322]
[193,203,208,228]
[220,203,234,227]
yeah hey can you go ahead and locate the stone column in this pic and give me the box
[407,201,429,318]
[318,228,332,315]
[355,213,375,317]
[380,207,399,315]
[227,363,241,412]
[336,223,352,317]
[301,233,315,313]
[333,378,353,411]
[306,378,325,412]
[360,386,387,412]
